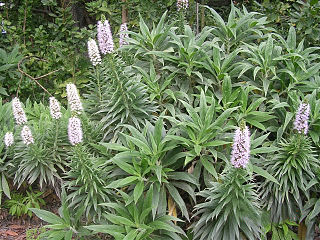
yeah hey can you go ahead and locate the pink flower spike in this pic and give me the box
[87,38,102,66]
[68,117,83,146]
[119,23,129,47]
[49,97,62,120]
[12,97,27,125]
[66,84,83,114]
[230,125,250,168]
[97,19,114,54]
[21,126,34,145]
[177,0,188,11]
[4,132,14,147]
[293,102,310,135]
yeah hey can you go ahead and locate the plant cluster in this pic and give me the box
[1,1,320,240]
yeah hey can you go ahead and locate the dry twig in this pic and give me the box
[17,56,62,97]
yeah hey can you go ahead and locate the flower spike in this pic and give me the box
[230,122,250,168]
[293,101,310,135]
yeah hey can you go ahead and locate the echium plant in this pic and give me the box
[1,132,14,204]
[97,16,114,54]
[13,97,67,190]
[177,0,188,11]
[65,85,115,221]
[260,101,318,236]
[119,23,128,47]
[87,38,102,66]
[193,123,262,240]
[85,54,157,141]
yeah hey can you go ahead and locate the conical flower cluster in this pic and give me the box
[87,38,102,66]
[230,125,250,168]
[293,102,310,135]
[49,97,62,120]
[4,132,14,147]
[97,19,114,54]
[21,125,34,145]
[177,0,188,11]
[66,83,83,114]
[12,97,27,125]
[68,117,83,146]
[119,23,129,47]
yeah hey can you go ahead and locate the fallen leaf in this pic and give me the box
[9,225,24,229]
[6,230,19,236]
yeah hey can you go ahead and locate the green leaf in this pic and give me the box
[113,157,138,176]
[100,142,129,152]
[64,230,73,240]
[134,181,144,204]
[251,146,279,155]
[309,199,320,220]
[251,165,279,185]
[107,176,138,188]
[149,220,179,233]
[85,224,125,237]
[124,230,138,240]
[29,208,63,224]
[194,145,201,155]
[166,185,189,220]
[105,213,136,227]
[1,174,10,199]
[200,156,218,180]
[204,140,231,147]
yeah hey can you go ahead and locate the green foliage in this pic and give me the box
[64,144,115,221]
[0,46,23,97]
[26,228,46,240]
[206,3,270,53]
[3,1,320,239]
[85,55,157,141]
[263,219,299,240]
[86,187,186,240]
[13,102,69,189]
[166,90,236,182]
[102,118,198,220]
[30,189,91,240]
[260,133,319,223]
[193,167,262,240]
[5,187,45,218]
[290,0,320,46]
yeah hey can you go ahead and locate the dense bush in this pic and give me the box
[1,1,320,240]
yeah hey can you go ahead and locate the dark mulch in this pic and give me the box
[0,190,60,240]
[0,208,43,240]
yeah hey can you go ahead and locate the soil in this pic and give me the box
[0,208,44,240]
[0,190,60,240]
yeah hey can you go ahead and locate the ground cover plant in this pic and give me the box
[1,0,320,239]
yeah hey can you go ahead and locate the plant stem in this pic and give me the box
[298,220,307,240]
[95,67,102,102]
[109,55,129,108]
